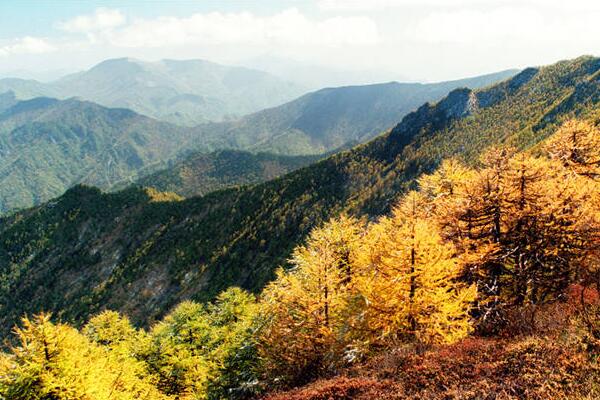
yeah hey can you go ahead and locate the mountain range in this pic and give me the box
[196,69,518,155]
[0,58,307,126]
[0,55,596,336]
[0,66,516,213]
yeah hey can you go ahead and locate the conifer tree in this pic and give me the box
[259,215,363,384]
[354,192,476,345]
[142,301,214,397]
[205,288,260,400]
[0,313,165,400]
[142,288,260,399]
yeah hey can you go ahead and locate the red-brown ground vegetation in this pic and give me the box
[263,286,600,400]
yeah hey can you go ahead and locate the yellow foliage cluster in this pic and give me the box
[0,313,165,400]
[259,119,600,383]
[0,289,261,400]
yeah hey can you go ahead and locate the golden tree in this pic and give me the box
[428,143,600,330]
[0,313,166,400]
[259,215,364,384]
[545,119,600,291]
[354,192,476,345]
[545,119,600,179]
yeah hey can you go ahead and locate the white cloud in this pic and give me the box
[404,6,600,45]
[317,0,600,12]
[0,36,56,57]
[59,8,126,33]
[318,0,493,11]
[1,3,598,82]
[60,8,379,48]
[407,7,541,44]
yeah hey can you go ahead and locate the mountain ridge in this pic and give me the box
[0,68,517,213]
[194,68,518,155]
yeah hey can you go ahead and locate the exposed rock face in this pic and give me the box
[388,68,544,147]
[437,88,477,119]
[388,87,477,148]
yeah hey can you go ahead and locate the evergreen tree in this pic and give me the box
[142,288,260,399]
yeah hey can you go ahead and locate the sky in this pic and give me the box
[0,0,598,83]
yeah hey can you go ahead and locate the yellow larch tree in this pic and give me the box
[545,119,600,294]
[259,215,364,384]
[545,119,600,179]
[0,313,167,400]
[428,140,600,329]
[354,191,476,346]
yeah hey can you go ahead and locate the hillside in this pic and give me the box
[132,150,324,198]
[0,78,57,100]
[0,97,193,213]
[0,93,322,213]
[198,69,518,155]
[0,56,597,337]
[0,91,17,113]
[0,58,306,126]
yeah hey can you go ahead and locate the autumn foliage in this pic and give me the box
[258,118,600,386]
[0,119,599,399]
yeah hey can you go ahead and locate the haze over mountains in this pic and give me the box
[205,69,518,154]
[0,56,596,336]
[241,55,413,89]
[0,61,517,213]
[0,58,307,126]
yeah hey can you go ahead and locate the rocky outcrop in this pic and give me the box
[387,87,478,149]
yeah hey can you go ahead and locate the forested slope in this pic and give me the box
[0,98,193,213]
[131,150,325,198]
[0,56,597,336]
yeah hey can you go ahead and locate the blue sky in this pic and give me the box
[0,0,598,82]
[0,1,309,37]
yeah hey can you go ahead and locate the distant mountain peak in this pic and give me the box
[93,57,142,66]
[85,57,146,75]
